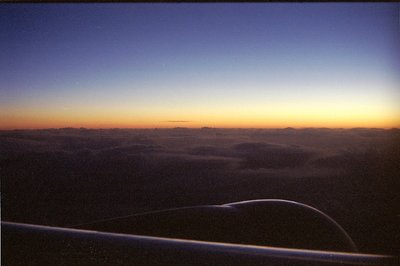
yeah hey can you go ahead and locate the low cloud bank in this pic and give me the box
[1,128,399,254]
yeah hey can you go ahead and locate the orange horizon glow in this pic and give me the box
[1,113,399,130]
[2,100,399,130]
[2,5,400,132]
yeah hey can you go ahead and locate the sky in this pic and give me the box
[1,3,399,129]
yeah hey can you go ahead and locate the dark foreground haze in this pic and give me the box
[1,127,399,254]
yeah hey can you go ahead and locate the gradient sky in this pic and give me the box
[1,3,399,129]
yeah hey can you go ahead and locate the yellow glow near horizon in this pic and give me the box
[2,4,399,131]
[1,100,399,129]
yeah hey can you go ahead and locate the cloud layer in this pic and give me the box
[1,127,399,254]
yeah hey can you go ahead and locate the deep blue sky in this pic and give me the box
[1,3,399,128]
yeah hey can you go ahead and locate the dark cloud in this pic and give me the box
[1,128,399,254]
[233,142,315,169]
[101,144,164,157]
[162,120,192,123]
[312,152,371,170]
[188,145,235,158]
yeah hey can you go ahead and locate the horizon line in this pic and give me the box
[1,126,399,131]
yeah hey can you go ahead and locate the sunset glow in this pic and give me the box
[1,4,399,129]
